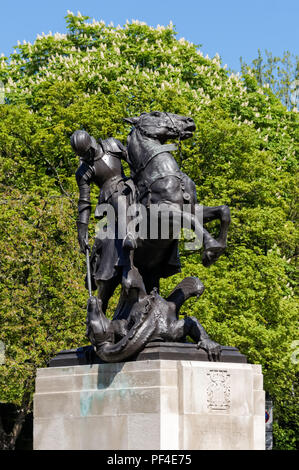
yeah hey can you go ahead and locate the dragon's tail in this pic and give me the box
[96,294,157,363]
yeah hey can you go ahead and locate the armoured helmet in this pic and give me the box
[70,130,97,157]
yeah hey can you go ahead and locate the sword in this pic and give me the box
[86,241,107,334]
[85,242,92,298]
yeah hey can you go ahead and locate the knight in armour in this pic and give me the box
[71,130,137,316]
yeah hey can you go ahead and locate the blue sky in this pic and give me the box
[1,0,298,71]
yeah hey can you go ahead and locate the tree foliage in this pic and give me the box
[241,49,299,111]
[0,12,298,449]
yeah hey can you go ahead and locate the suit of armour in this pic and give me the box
[75,137,135,288]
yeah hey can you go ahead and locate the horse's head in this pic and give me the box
[124,111,196,142]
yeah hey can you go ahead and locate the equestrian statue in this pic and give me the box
[71,111,231,363]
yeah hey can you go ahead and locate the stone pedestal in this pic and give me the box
[33,360,265,450]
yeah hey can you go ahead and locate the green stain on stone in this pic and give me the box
[80,374,95,417]
[80,391,93,417]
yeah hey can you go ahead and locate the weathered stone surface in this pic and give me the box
[34,359,265,450]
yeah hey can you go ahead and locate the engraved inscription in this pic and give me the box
[207,370,231,412]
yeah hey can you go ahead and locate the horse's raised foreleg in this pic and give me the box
[180,207,224,253]
[203,205,231,247]
[148,176,225,256]
[151,202,223,254]
[201,205,231,266]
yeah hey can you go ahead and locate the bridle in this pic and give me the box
[135,112,184,166]
[165,112,183,166]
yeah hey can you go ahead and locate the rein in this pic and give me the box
[165,112,183,167]
[135,112,184,167]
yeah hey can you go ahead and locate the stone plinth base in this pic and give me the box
[48,342,247,367]
[33,360,265,450]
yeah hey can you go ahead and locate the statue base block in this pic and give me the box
[34,359,265,450]
[47,342,247,367]
[136,341,247,363]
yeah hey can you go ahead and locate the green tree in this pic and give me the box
[0,12,297,449]
[240,49,299,110]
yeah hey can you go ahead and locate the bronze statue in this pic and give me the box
[71,112,231,362]
[87,276,221,363]
[124,111,230,272]
[71,130,137,315]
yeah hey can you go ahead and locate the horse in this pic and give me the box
[121,111,231,293]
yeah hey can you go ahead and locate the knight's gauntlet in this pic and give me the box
[76,221,89,254]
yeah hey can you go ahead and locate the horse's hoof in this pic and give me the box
[202,250,222,267]
[204,239,225,254]
[220,205,231,223]
[202,251,213,267]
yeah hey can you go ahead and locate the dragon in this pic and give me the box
[86,275,222,363]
